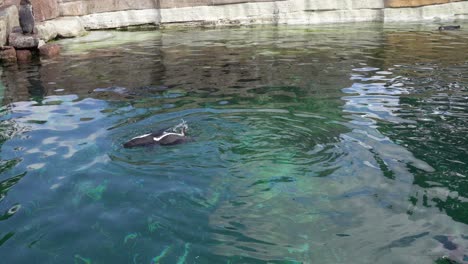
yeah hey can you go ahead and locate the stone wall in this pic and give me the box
[35,0,60,21]
[1,0,468,46]
[53,0,468,16]
[57,0,289,16]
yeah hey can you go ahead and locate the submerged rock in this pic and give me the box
[0,46,17,63]
[39,43,60,58]
[16,49,32,62]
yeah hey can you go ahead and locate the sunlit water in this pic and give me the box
[0,22,467,264]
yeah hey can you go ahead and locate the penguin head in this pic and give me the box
[172,119,188,135]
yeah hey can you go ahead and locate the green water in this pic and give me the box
[0,23,467,263]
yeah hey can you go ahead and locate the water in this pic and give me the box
[0,22,467,263]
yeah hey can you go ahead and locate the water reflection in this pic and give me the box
[0,23,467,263]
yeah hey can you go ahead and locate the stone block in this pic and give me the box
[39,43,60,58]
[33,0,60,22]
[0,46,17,63]
[8,32,39,48]
[16,49,32,61]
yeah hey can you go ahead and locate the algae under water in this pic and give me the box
[0,23,467,263]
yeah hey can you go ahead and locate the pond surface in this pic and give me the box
[0,22,467,264]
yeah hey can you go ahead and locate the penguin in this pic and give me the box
[19,0,35,35]
[123,121,191,148]
[438,25,461,31]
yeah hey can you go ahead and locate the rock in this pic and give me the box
[32,0,60,22]
[35,17,85,42]
[39,43,60,58]
[38,39,45,48]
[0,46,17,63]
[0,20,6,47]
[8,32,39,49]
[48,17,86,38]
[16,49,32,61]
[0,5,20,46]
[0,5,19,31]
[35,21,58,42]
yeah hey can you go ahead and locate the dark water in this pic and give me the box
[0,23,467,263]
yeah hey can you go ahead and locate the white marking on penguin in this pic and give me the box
[130,133,151,140]
[153,132,185,142]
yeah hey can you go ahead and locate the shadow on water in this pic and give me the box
[0,23,467,263]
